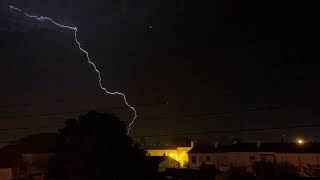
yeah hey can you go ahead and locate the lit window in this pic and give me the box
[191,156,197,163]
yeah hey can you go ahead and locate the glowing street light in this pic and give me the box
[296,138,305,145]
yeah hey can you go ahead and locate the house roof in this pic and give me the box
[188,143,320,154]
[148,156,180,164]
[148,156,167,164]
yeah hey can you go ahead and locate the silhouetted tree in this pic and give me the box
[227,166,254,180]
[253,161,300,180]
[49,111,157,180]
[199,163,219,180]
[302,164,320,177]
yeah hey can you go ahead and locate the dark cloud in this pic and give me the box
[1,0,320,142]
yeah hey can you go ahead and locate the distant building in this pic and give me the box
[19,133,56,180]
[147,141,193,168]
[21,153,54,180]
[188,142,320,176]
[0,144,18,180]
[0,133,56,180]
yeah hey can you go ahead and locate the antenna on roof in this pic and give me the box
[281,134,287,143]
[256,137,261,148]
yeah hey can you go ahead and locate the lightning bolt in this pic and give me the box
[9,5,137,134]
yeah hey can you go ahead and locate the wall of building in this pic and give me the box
[189,151,320,174]
[276,153,320,166]
[188,153,214,169]
[189,152,276,169]
[228,152,275,168]
[0,168,13,180]
[22,153,53,178]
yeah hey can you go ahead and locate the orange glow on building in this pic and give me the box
[147,142,193,167]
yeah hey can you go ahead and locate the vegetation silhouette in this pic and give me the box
[49,110,158,180]
[253,161,300,180]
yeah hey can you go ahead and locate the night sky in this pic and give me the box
[1,0,320,143]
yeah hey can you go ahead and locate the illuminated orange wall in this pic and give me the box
[147,142,193,167]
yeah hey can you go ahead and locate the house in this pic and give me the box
[18,133,56,180]
[21,153,54,180]
[188,142,320,174]
[147,141,193,167]
[147,142,193,167]
[149,156,180,172]
[0,133,56,180]
[0,144,18,180]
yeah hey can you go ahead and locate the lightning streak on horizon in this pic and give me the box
[9,5,137,134]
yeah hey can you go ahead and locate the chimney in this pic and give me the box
[256,139,261,148]
[281,134,287,143]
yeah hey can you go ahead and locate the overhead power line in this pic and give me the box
[0,100,168,110]
[133,124,320,138]
[0,125,64,132]
[184,106,280,118]
[0,110,91,119]
[0,105,280,121]
[0,124,319,143]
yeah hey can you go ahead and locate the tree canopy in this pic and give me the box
[49,110,157,180]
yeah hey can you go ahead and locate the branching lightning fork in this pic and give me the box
[9,5,137,134]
